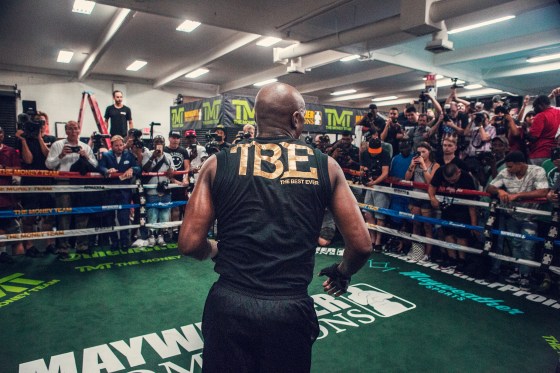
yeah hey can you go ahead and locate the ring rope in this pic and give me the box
[367,223,560,276]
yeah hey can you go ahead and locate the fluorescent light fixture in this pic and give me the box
[448,15,515,34]
[459,88,502,98]
[256,37,282,47]
[176,20,201,33]
[72,0,95,14]
[254,78,278,87]
[331,89,357,96]
[184,68,209,79]
[372,95,398,102]
[126,60,147,71]
[527,53,560,64]
[465,84,483,90]
[374,98,415,107]
[57,50,74,63]
[340,55,360,62]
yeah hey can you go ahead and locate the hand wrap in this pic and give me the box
[319,262,351,294]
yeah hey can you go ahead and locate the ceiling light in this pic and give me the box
[57,50,74,63]
[184,68,209,78]
[372,96,398,102]
[527,53,560,64]
[256,37,282,47]
[126,60,147,71]
[373,98,415,107]
[72,0,95,14]
[253,78,278,87]
[176,20,201,33]
[331,89,357,96]
[465,84,483,90]
[448,15,515,34]
[340,55,360,62]
[459,88,502,98]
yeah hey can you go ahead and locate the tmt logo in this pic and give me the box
[202,99,222,126]
[324,108,353,130]
[232,99,255,125]
[0,273,59,308]
[170,107,185,128]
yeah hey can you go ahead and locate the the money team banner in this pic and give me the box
[170,94,368,134]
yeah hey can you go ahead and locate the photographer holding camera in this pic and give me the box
[232,124,255,145]
[428,163,478,272]
[137,135,175,248]
[45,121,98,259]
[15,112,57,257]
[358,104,386,134]
[463,112,496,186]
[380,107,404,155]
[360,128,391,252]
[184,130,208,180]
[328,130,359,176]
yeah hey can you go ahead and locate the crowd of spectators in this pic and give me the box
[319,87,560,292]
[0,119,213,261]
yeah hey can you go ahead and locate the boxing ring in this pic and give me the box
[1,170,559,372]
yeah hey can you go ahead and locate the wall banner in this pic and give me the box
[170,95,368,134]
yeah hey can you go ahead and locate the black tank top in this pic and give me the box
[212,137,331,295]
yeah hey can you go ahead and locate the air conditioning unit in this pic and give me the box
[425,38,454,53]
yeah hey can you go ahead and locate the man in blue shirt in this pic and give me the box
[98,135,141,250]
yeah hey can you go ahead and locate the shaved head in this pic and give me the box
[254,83,306,138]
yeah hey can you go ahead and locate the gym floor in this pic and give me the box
[2,243,559,372]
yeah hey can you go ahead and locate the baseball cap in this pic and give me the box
[492,135,509,146]
[367,138,382,155]
[215,124,225,131]
[492,95,503,103]
[169,130,181,138]
[369,104,377,110]
[184,129,197,137]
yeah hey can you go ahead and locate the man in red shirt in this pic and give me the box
[0,127,21,263]
[527,95,560,166]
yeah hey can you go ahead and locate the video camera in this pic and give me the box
[17,114,43,138]
[418,91,428,103]
[91,132,111,153]
[235,131,252,141]
[205,132,222,155]
[450,78,464,89]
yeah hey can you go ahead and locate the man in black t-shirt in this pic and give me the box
[360,129,391,252]
[428,163,478,272]
[104,90,133,137]
[179,82,372,373]
[165,130,190,240]
[15,117,57,256]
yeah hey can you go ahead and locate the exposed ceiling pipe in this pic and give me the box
[274,0,553,62]
[274,15,404,62]
[153,32,260,89]
[78,8,134,81]
[429,0,513,22]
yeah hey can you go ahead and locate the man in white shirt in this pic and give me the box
[45,121,98,259]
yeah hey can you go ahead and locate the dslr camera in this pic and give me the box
[156,180,169,195]
[473,113,485,127]
[128,128,144,149]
